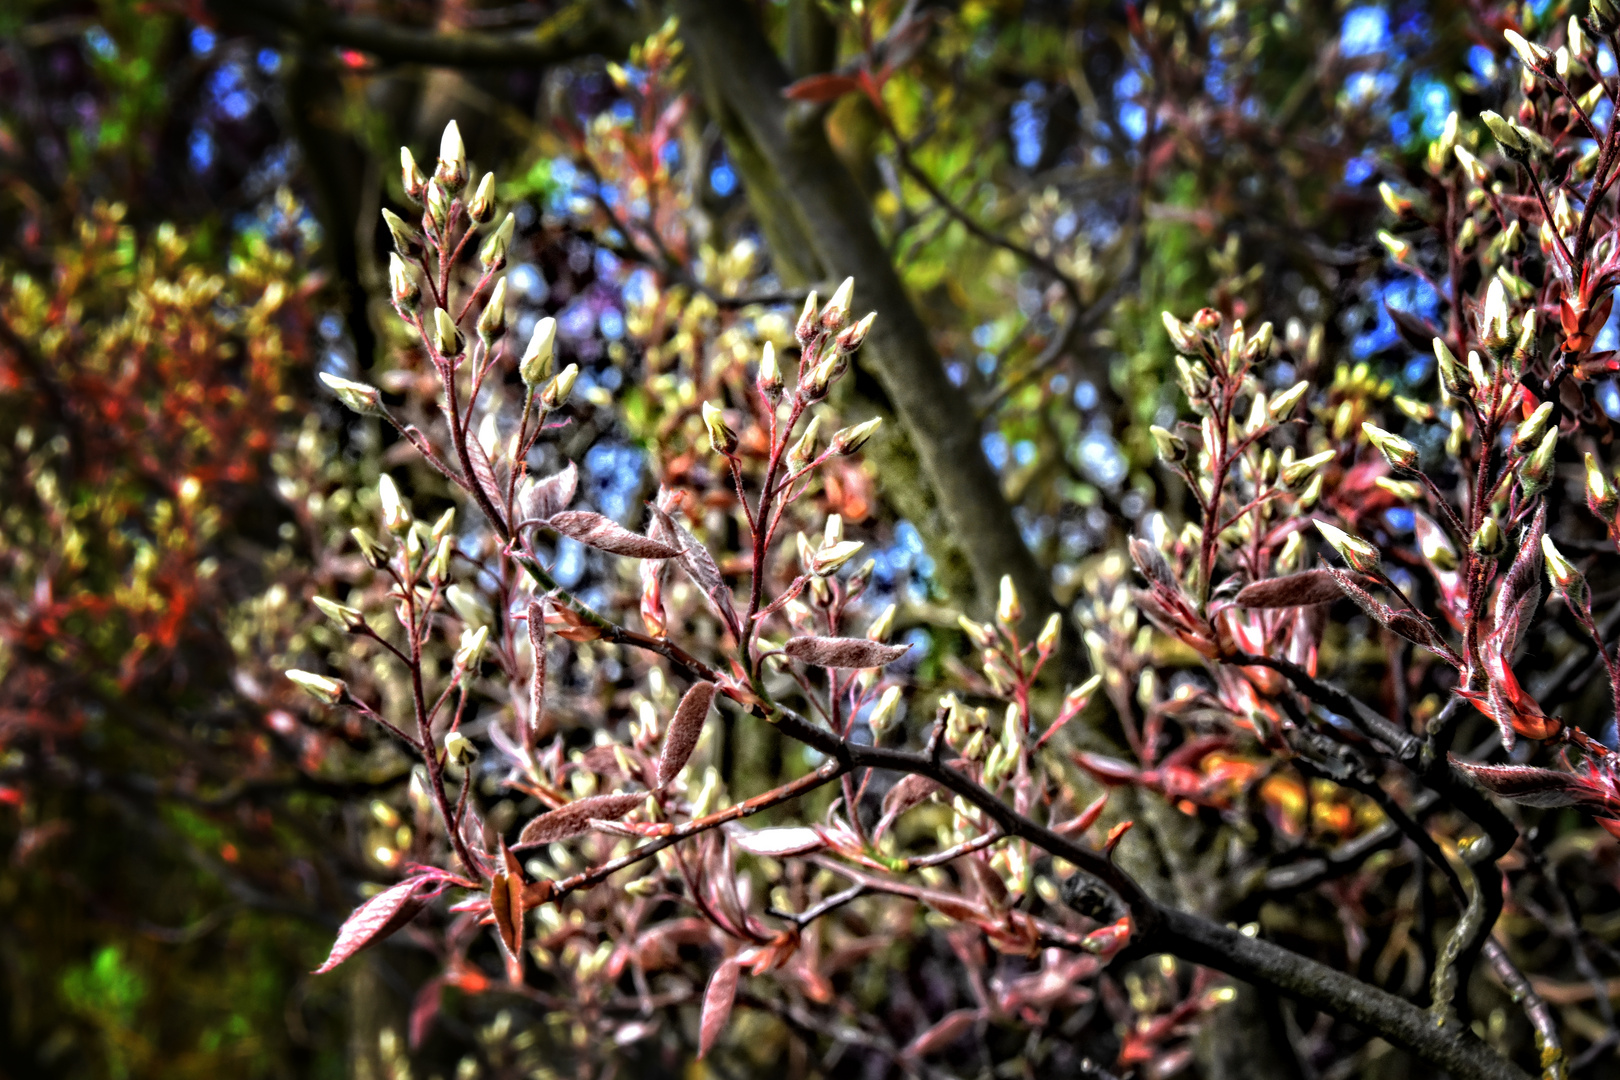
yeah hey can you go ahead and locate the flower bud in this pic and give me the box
[521,316,557,387]
[1480,278,1512,351]
[823,514,844,548]
[1314,519,1380,573]
[1374,476,1423,501]
[1037,612,1061,654]
[479,212,514,270]
[382,208,419,256]
[313,596,366,632]
[477,277,508,344]
[1377,230,1412,262]
[1269,380,1308,419]
[1542,535,1590,609]
[1414,512,1458,572]
[378,474,411,534]
[834,312,876,352]
[811,539,863,575]
[429,535,453,582]
[702,401,738,455]
[287,669,346,705]
[444,730,479,766]
[1481,110,1551,159]
[787,416,820,472]
[795,291,819,343]
[454,624,489,670]
[830,416,882,455]
[1393,395,1434,422]
[1281,449,1334,488]
[1149,425,1188,463]
[351,528,389,568]
[821,276,854,328]
[320,372,384,416]
[957,614,995,648]
[1513,401,1554,450]
[468,171,496,223]
[1362,422,1420,472]
[1519,427,1558,496]
[1454,145,1491,184]
[388,253,421,312]
[1191,307,1222,332]
[424,180,451,231]
[802,353,843,398]
[867,685,902,740]
[542,364,578,409]
[757,341,782,397]
[431,308,463,357]
[1594,0,1620,35]
[1471,516,1504,557]
[1161,310,1202,353]
[1433,337,1471,398]
[846,558,875,599]
[400,147,426,202]
[1504,29,1550,70]
[996,575,1022,626]
[867,603,897,642]
[1379,181,1414,218]
[1500,219,1525,256]
[436,119,467,193]
[1586,452,1619,518]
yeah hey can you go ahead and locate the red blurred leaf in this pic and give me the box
[1055,792,1110,835]
[1073,753,1141,786]
[782,635,910,669]
[408,976,445,1049]
[782,72,861,103]
[875,774,939,837]
[548,511,679,559]
[698,956,742,1058]
[315,874,447,973]
[903,1008,980,1058]
[658,681,716,787]
[1451,757,1620,814]
[1105,820,1134,853]
[526,600,546,748]
[515,792,645,848]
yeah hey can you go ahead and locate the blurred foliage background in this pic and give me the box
[0,1,1602,1078]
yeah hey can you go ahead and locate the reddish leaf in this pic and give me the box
[408,977,445,1049]
[658,681,716,787]
[315,875,446,973]
[1493,506,1545,657]
[782,72,862,103]
[518,461,577,522]
[782,635,911,669]
[526,600,546,748]
[548,511,679,559]
[489,841,525,981]
[515,792,645,848]
[698,956,742,1058]
[466,434,507,522]
[650,502,741,636]
[903,1008,980,1058]
[1055,792,1110,836]
[1234,570,1345,608]
[1105,820,1134,853]
[875,774,939,837]
[1129,536,1179,592]
[1451,757,1620,814]
[1073,753,1141,786]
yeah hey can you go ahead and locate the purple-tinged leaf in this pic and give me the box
[518,461,577,523]
[1493,506,1545,657]
[657,681,716,788]
[698,956,742,1059]
[466,435,508,523]
[1451,756,1620,814]
[783,635,910,669]
[548,511,679,559]
[875,775,939,838]
[515,792,645,848]
[315,875,446,973]
[1235,570,1345,608]
[526,599,546,748]
[650,502,741,637]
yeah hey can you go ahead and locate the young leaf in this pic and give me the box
[315,875,446,973]
[465,433,508,522]
[1234,570,1345,607]
[526,600,546,748]
[649,502,741,637]
[698,956,742,1058]
[517,461,578,523]
[515,791,645,848]
[548,511,679,559]
[1451,756,1620,813]
[782,635,911,669]
[875,775,939,838]
[1493,506,1545,657]
[727,825,827,857]
[658,681,716,787]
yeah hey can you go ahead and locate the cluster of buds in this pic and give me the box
[793,278,874,402]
